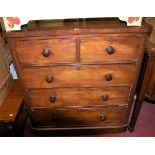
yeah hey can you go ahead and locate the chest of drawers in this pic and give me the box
[7,18,152,134]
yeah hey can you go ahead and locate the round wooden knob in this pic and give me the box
[49,96,56,103]
[101,95,109,101]
[105,73,112,81]
[106,46,114,55]
[46,75,53,83]
[100,115,106,121]
[42,48,50,57]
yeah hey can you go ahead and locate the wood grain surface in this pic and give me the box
[21,64,136,88]
[27,87,131,107]
[29,106,128,128]
[7,18,151,133]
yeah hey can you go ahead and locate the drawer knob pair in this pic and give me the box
[105,73,112,81]
[49,96,56,103]
[42,48,51,57]
[106,46,114,55]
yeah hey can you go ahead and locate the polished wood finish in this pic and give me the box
[29,106,128,128]
[21,64,136,88]
[144,18,155,102]
[146,68,155,101]
[80,36,140,63]
[7,18,152,134]
[27,87,130,107]
[0,81,23,123]
[129,42,155,131]
[0,80,28,136]
[16,39,76,65]
[144,42,155,102]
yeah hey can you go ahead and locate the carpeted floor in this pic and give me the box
[22,101,155,137]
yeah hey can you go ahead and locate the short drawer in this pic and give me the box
[29,106,128,127]
[15,38,76,64]
[21,64,136,88]
[27,87,131,107]
[80,36,140,63]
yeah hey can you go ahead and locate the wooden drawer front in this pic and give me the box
[27,87,131,107]
[21,64,136,88]
[146,66,155,98]
[16,39,76,64]
[30,106,128,127]
[80,36,140,63]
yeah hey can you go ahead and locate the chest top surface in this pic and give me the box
[6,18,152,38]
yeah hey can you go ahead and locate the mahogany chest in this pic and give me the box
[7,18,152,134]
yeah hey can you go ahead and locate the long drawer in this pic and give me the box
[29,106,128,128]
[15,38,76,64]
[80,36,140,63]
[27,87,131,107]
[21,64,136,88]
